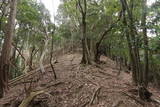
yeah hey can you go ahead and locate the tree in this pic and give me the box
[77,0,92,64]
[120,0,141,85]
[141,0,149,87]
[0,0,17,98]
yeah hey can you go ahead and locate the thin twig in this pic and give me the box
[12,43,25,61]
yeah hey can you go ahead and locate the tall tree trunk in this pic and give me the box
[0,0,17,98]
[126,0,142,85]
[141,0,149,87]
[120,0,141,85]
[120,0,151,100]
[50,32,57,80]
[123,16,138,84]
[78,0,91,64]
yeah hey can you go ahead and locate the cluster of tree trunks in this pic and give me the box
[78,0,120,64]
[120,0,149,85]
[120,0,151,100]
[77,0,91,64]
[78,0,151,101]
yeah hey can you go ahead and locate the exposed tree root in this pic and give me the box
[13,80,37,86]
[97,70,115,77]
[121,91,145,106]
[35,81,64,92]
[80,101,89,107]
[19,90,45,107]
[138,86,152,101]
[151,98,160,105]
[89,87,101,105]
[112,100,123,107]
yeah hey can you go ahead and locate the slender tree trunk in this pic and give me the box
[126,0,142,85]
[0,0,17,98]
[10,42,18,79]
[125,29,138,84]
[94,12,121,62]
[78,0,91,64]
[29,47,35,71]
[39,32,49,73]
[50,32,57,80]
[120,0,151,100]
[142,0,149,87]
[120,0,141,85]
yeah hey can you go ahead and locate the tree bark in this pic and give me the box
[50,31,57,80]
[0,0,17,98]
[29,47,35,71]
[77,0,91,64]
[120,0,151,100]
[141,0,149,87]
[94,10,122,62]
[94,27,114,62]
[120,0,141,85]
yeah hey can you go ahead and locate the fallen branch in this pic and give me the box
[46,81,63,89]
[19,90,45,107]
[9,64,51,85]
[151,98,160,105]
[34,81,64,92]
[89,87,101,105]
[13,80,37,86]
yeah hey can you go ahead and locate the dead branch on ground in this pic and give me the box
[9,64,51,86]
[89,87,101,105]
[19,90,45,107]
[151,98,160,105]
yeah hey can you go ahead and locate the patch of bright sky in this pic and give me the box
[147,0,156,6]
[41,0,157,37]
[41,0,156,23]
[41,0,60,23]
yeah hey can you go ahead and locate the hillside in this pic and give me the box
[0,53,159,107]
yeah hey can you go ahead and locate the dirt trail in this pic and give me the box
[0,53,160,107]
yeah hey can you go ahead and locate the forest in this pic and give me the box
[0,0,160,106]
